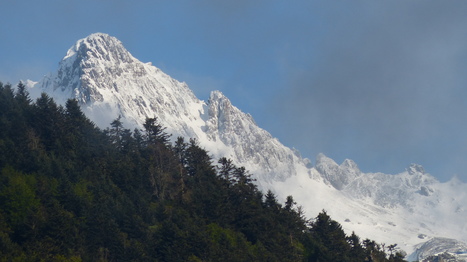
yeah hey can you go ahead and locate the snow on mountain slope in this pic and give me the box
[37,33,203,135]
[205,90,310,183]
[271,156,467,255]
[32,33,467,257]
[35,32,310,186]
[409,237,467,261]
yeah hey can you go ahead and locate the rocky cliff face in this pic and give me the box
[205,90,307,182]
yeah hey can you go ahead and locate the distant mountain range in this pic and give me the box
[29,33,467,260]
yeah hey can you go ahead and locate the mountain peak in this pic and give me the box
[315,153,361,190]
[209,90,227,100]
[207,90,257,130]
[316,153,337,166]
[407,163,425,175]
[208,90,232,111]
[38,33,144,105]
[65,33,133,64]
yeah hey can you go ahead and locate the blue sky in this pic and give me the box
[2,0,467,182]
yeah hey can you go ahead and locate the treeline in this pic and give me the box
[0,82,406,261]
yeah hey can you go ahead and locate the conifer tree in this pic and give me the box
[143,117,170,145]
[0,81,407,262]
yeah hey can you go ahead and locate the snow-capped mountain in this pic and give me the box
[36,32,309,186]
[33,33,467,259]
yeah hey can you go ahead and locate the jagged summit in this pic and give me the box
[64,33,132,63]
[38,33,200,131]
[407,163,426,175]
[315,153,361,190]
[205,89,302,182]
[39,33,141,104]
[206,90,258,142]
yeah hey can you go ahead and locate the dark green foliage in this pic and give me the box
[0,81,406,261]
[301,210,406,262]
[143,117,171,146]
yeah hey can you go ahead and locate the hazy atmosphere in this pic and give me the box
[2,0,467,182]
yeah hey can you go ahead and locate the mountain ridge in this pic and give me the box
[36,32,310,185]
[31,33,467,258]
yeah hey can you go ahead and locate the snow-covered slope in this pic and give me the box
[409,237,467,261]
[35,32,309,185]
[295,157,467,257]
[33,33,467,258]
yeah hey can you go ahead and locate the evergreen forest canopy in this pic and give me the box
[0,82,407,261]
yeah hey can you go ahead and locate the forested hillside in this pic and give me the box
[0,82,406,261]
